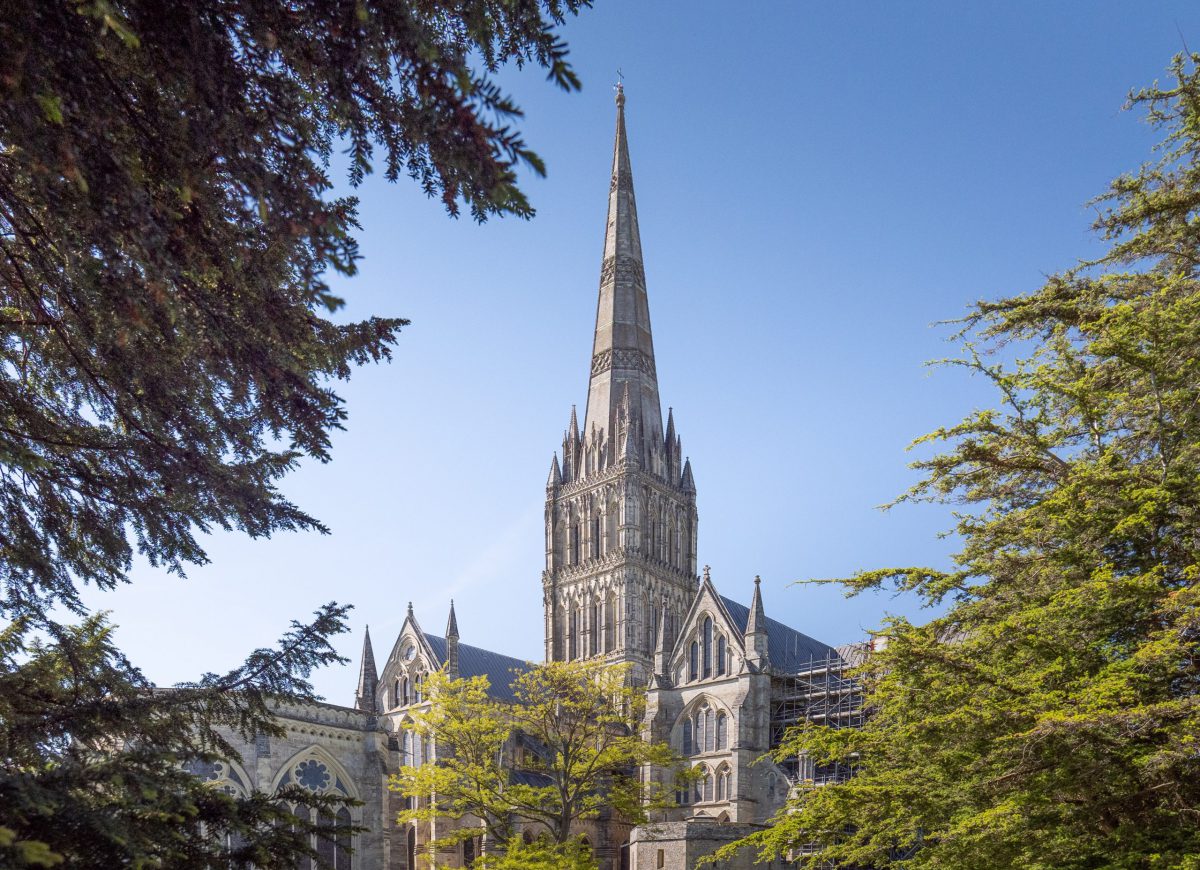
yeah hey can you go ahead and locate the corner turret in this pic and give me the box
[745,576,769,668]
[445,600,460,677]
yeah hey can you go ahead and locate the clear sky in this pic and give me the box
[86,1,1200,703]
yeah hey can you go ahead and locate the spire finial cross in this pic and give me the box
[614,69,625,107]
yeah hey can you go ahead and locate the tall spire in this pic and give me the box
[354,626,378,713]
[583,85,662,440]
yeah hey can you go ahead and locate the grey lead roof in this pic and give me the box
[719,596,838,671]
[424,635,528,702]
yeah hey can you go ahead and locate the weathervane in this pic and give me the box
[614,68,625,105]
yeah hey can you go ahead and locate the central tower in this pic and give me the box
[543,87,698,683]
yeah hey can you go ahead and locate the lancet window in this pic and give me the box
[716,764,731,802]
[702,617,713,679]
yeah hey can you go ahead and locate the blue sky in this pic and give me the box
[88,2,1200,702]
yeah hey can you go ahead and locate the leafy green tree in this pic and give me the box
[719,55,1200,870]
[0,0,587,865]
[390,661,682,868]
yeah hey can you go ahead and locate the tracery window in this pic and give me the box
[689,641,698,682]
[682,719,693,755]
[715,712,728,750]
[185,758,248,796]
[186,755,254,857]
[275,755,354,869]
[716,635,726,676]
[716,765,731,802]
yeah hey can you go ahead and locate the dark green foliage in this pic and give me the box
[0,0,585,617]
[718,56,1200,870]
[0,0,586,865]
[0,607,355,868]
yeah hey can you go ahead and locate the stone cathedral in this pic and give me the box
[210,88,861,870]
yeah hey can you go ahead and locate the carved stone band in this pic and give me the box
[599,255,646,290]
[591,348,656,377]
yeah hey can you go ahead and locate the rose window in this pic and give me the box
[295,759,331,792]
[187,759,224,782]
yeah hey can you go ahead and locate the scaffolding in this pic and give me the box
[770,651,864,785]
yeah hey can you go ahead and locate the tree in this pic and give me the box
[0,607,355,869]
[0,0,585,621]
[0,1,588,865]
[390,661,682,868]
[718,55,1200,870]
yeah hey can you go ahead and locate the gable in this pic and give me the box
[669,578,745,681]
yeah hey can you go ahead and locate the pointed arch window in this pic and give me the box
[682,719,693,755]
[716,765,730,802]
[715,712,728,750]
[702,617,713,679]
[591,516,600,558]
[689,642,698,682]
[568,610,578,660]
[716,636,726,676]
[604,592,616,652]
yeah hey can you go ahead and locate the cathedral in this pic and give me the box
[209,87,863,870]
